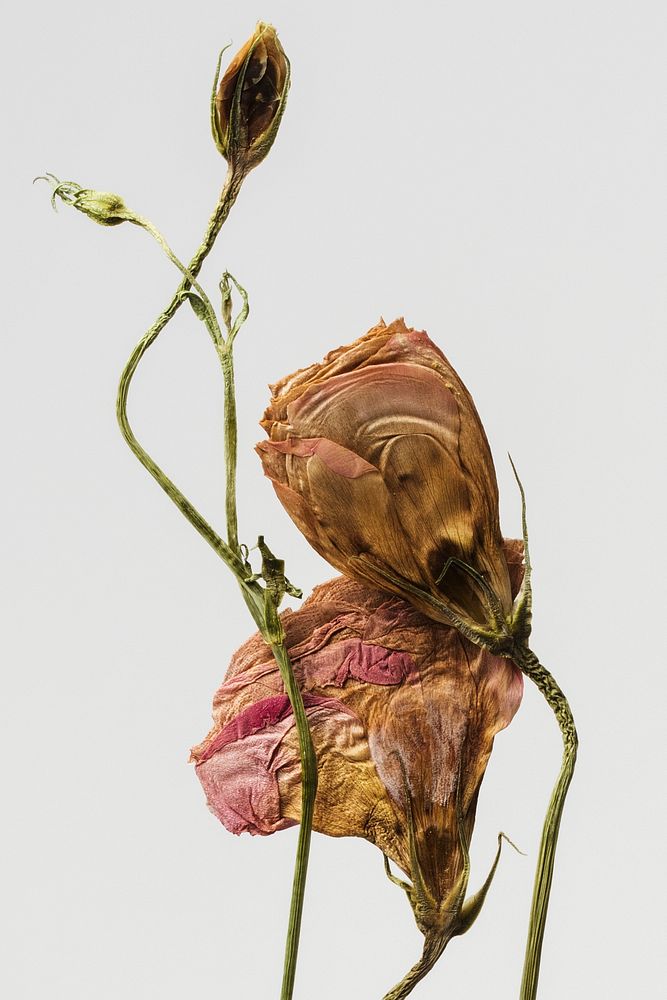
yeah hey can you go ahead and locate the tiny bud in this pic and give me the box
[213,23,290,174]
[220,273,234,334]
[37,175,134,227]
[69,189,131,226]
[218,271,249,344]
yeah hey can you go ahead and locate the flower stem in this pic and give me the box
[512,645,578,1000]
[219,350,239,553]
[219,333,318,1000]
[271,641,319,1000]
[115,164,243,561]
[382,933,449,1000]
[114,167,317,999]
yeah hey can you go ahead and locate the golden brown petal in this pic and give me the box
[193,565,523,937]
[258,319,513,638]
[213,23,290,174]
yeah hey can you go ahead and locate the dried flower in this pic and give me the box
[213,22,290,174]
[257,318,515,647]
[36,175,133,226]
[192,544,524,950]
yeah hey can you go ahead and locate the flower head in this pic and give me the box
[257,318,516,648]
[192,550,524,942]
[36,175,133,226]
[213,23,290,174]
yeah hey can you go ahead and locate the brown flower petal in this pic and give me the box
[257,318,513,640]
[213,22,290,174]
[193,550,523,937]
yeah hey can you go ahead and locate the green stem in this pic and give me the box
[132,216,223,347]
[115,164,317,999]
[219,330,318,1000]
[381,933,449,1000]
[513,645,578,1000]
[115,164,243,568]
[271,641,319,1000]
[219,349,239,553]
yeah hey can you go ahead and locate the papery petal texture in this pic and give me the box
[214,22,290,172]
[192,541,524,933]
[257,318,513,635]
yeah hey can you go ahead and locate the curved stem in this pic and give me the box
[513,645,578,1000]
[115,164,317,999]
[382,933,449,1000]
[115,165,243,568]
[132,216,223,346]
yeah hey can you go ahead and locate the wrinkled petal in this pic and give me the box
[214,23,290,171]
[258,318,513,633]
[264,436,377,478]
[193,560,524,931]
[195,693,355,836]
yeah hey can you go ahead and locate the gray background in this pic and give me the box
[3,1,665,997]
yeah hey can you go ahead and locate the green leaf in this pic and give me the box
[181,291,208,322]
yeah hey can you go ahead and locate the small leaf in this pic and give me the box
[182,292,208,322]
[453,832,523,937]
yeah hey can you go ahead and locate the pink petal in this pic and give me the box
[265,436,377,478]
[299,638,417,688]
[195,694,357,837]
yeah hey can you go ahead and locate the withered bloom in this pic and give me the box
[257,318,515,646]
[192,543,524,992]
[37,175,134,226]
[213,22,290,174]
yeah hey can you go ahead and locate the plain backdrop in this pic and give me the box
[2,1,665,998]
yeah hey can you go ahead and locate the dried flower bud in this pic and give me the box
[213,23,290,174]
[67,189,131,226]
[257,318,515,646]
[192,547,524,945]
[36,175,134,226]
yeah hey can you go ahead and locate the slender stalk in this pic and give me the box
[219,320,318,1000]
[513,645,578,1000]
[115,165,242,566]
[132,216,223,347]
[220,350,239,552]
[382,933,449,1000]
[114,167,318,999]
[271,641,319,1000]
